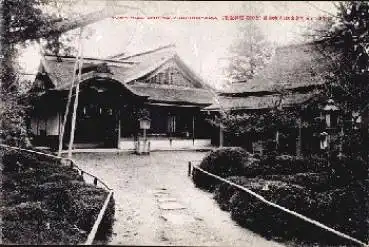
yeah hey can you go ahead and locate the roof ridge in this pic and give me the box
[42,54,136,65]
[275,40,323,51]
[132,82,209,91]
[110,43,176,60]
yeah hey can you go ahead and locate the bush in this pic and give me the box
[253,154,329,176]
[331,155,369,183]
[1,149,115,244]
[261,172,333,191]
[192,147,252,191]
[193,147,369,244]
[311,181,369,242]
[213,175,368,245]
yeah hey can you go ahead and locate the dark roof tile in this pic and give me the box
[204,91,321,111]
[129,83,213,105]
[221,42,329,94]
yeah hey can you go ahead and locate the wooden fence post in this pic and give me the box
[188,161,192,177]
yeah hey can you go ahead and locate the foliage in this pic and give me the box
[246,154,329,177]
[0,0,82,146]
[192,147,252,191]
[212,174,368,245]
[136,108,151,120]
[313,1,369,160]
[221,108,298,135]
[0,91,34,147]
[194,145,369,244]
[1,149,115,244]
[208,106,299,153]
[223,22,274,83]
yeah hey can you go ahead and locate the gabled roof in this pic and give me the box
[221,42,330,95]
[130,83,214,106]
[35,44,214,106]
[204,91,322,111]
[109,44,176,62]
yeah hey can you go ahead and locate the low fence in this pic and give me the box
[0,144,113,245]
[188,160,369,247]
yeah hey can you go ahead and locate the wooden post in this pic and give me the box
[219,125,224,147]
[296,117,302,157]
[143,128,147,153]
[117,109,121,149]
[361,108,369,164]
[58,33,82,157]
[192,114,195,146]
[188,161,192,177]
[68,27,85,159]
[275,130,279,151]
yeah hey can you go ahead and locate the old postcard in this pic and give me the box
[1,1,367,246]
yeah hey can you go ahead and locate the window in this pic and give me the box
[167,115,176,133]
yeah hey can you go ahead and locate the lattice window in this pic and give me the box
[167,115,176,133]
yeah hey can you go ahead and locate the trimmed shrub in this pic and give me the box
[192,147,252,191]
[1,149,115,244]
[252,154,329,176]
[261,172,333,191]
[94,195,116,244]
[331,155,369,184]
[311,181,369,242]
[213,175,368,245]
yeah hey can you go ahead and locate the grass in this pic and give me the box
[1,148,115,245]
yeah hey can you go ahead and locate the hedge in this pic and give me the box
[1,148,115,245]
[213,176,368,245]
[192,147,253,191]
[193,147,369,245]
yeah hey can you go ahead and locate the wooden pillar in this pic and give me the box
[45,116,48,136]
[361,108,369,163]
[296,117,302,157]
[117,109,121,149]
[275,130,279,151]
[219,125,224,147]
[192,114,195,146]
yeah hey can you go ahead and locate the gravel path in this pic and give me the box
[72,151,287,246]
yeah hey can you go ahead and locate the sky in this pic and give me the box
[18,1,337,89]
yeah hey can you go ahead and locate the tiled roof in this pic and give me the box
[204,91,321,111]
[36,44,214,105]
[221,42,330,95]
[129,83,214,105]
[42,44,177,89]
[41,56,134,90]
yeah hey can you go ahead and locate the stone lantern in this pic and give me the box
[137,116,151,154]
[322,98,339,129]
[321,98,340,163]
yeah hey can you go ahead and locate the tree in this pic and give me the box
[223,22,273,83]
[0,0,139,146]
[312,1,369,160]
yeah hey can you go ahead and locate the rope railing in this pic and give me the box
[0,144,113,245]
[188,160,369,247]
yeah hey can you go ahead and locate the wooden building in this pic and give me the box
[204,42,337,156]
[29,44,215,150]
